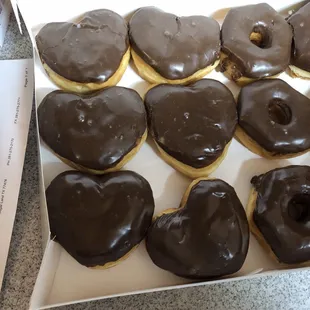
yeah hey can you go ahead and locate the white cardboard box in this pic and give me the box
[0,59,34,289]
[14,0,310,308]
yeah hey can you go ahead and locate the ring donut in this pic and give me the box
[220,3,292,85]
[236,79,310,159]
[247,166,310,265]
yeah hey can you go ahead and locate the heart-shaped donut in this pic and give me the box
[46,170,155,267]
[129,7,220,84]
[38,87,147,174]
[144,79,237,178]
[146,178,249,279]
[36,9,130,93]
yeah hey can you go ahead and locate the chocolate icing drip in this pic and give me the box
[288,2,310,72]
[251,165,310,264]
[238,79,310,154]
[221,3,292,78]
[129,7,220,80]
[145,79,237,168]
[46,170,154,267]
[36,9,129,83]
[38,87,146,171]
[146,179,249,279]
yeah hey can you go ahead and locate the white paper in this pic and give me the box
[0,0,11,47]
[15,0,310,309]
[0,59,34,289]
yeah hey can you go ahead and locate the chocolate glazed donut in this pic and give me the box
[38,87,147,174]
[146,178,249,279]
[35,9,130,93]
[236,79,310,159]
[221,3,292,85]
[46,170,155,268]
[248,166,310,265]
[129,7,220,84]
[145,79,237,178]
[287,2,310,79]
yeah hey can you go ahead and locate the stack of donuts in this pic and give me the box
[36,3,310,279]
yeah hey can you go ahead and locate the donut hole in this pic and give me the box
[268,99,292,125]
[250,25,272,49]
[288,194,310,223]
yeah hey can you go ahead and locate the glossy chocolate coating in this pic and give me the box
[251,165,310,264]
[221,3,292,78]
[288,3,310,72]
[129,7,220,80]
[35,9,129,83]
[146,179,249,279]
[238,79,310,154]
[38,87,146,171]
[145,79,237,168]
[46,170,154,267]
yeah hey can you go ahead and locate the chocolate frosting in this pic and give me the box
[38,87,146,171]
[35,9,129,83]
[238,79,310,154]
[146,179,249,279]
[251,165,310,264]
[46,170,154,267]
[288,2,310,72]
[145,79,237,168]
[221,3,292,78]
[129,7,220,80]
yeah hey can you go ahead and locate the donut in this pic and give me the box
[146,178,249,279]
[220,3,292,86]
[38,87,147,174]
[287,3,310,79]
[46,170,154,268]
[129,7,220,85]
[247,166,310,265]
[236,79,310,159]
[144,79,237,178]
[35,10,130,94]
